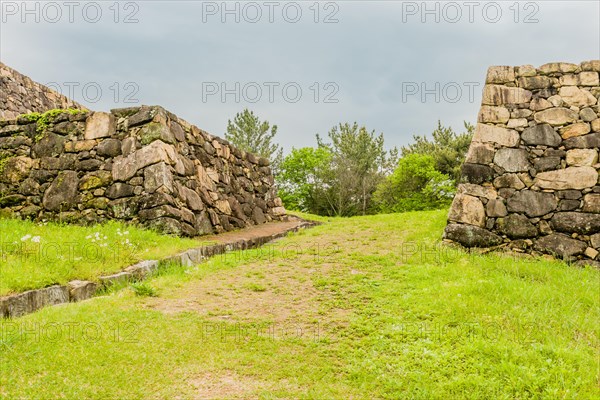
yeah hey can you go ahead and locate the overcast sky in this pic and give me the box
[1,1,598,152]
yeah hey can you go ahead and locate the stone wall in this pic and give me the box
[444,61,600,263]
[0,106,285,236]
[0,62,86,120]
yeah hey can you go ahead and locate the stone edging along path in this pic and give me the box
[0,218,319,319]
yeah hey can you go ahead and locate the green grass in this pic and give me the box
[0,210,598,399]
[0,218,211,296]
[129,282,159,297]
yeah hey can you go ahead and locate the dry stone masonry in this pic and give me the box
[0,105,285,236]
[0,62,86,120]
[444,61,600,264]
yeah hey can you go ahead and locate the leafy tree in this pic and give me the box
[225,109,283,171]
[317,122,398,216]
[401,121,473,182]
[374,153,455,213]
[277,147,333,214]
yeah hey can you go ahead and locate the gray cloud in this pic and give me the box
[1,1,598,152]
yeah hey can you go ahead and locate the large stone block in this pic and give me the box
[486,199,507,217]
[566,149,598,166]
[443,223,503,248]
[112,140,178,182]
[6,291,34,317]
[518,76,552,89]
[521,124,561,147]
[486,66,515,84]
[144,162,174,194]
[84,112,115,139]
[31,285,69,311]
[472,123,520,147]
[583,194,600,213]
[507,190,557,217]
[478,106,510,123]
[447,194,486,227]
[456,183,497,200]
[534,167,598,190]
[551,212,600,235]
[534,108,578,126]
[68,280,97,302]
[497,214,537,239]
[465,143,495,164]
[42,170,79,211]
[539,62,578,74]
[482,85,532,105]
[493,174,525,190]
[563,132,600,149]
[124,260,159,279]
[559,123,591,139]
[0,156,34,184]
[558,86,597,108]
[493,148,530,172]
[461,163,495,185]
[534,234,586,259]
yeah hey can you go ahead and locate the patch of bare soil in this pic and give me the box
[184,370,298,400]
[144,260,346,331]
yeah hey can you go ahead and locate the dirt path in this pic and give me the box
[203,216,314,244]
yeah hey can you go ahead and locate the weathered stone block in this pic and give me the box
[559,122,591,139]
[493,148,530,172]
[521,124,561,147]
[534,167,598,190]
[551,212,600,235]
[534,108,578,126]
[507,190,557,217]
[448,194,486,227]
[534,157,561,172]
[106,183,135,199]
[579,71,599,86]
[539,62,578,74]
[68,280,97,302]
[6,291,34,318]
[493,174,525,190]
[112,140,178,182]
[486,66,515,84]
[558,86,597,108]
[456,184,497,199]
[582,194,600,213]
[124,260,159,279]
[84,112,115,139]
[482,85,531,105]
[518,76,552,89]
[144,162,174,194]
[478,106,510,123]
[42,170,79,211]
[486,199,507,217]
[443,223,503,248]
[139,122,175,145]
[566,149,598,166]
[31,285,69,311]
[78,171,112,191]
[497,214,537,239]
[96,138,122,157]
[534,234,586,259]
[564,132,600,149]
[99,272,133,288]
[461,163,495,185]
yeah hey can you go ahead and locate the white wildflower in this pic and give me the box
[20,234,32,242]
[31,236,41,243]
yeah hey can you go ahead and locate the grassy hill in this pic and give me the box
[1,210,598,399]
